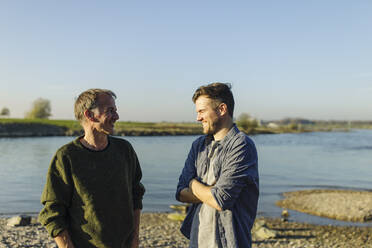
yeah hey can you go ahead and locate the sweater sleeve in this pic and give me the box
[130,146,145,210]
[38,151,73,237]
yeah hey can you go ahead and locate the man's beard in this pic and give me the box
[204,118,222,136]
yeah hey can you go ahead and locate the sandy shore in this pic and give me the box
[1,213,372,248]
[276,189,372,222]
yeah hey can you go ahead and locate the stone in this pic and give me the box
[253,219,266,229]
[281,217,288,222]
[281,209,289,218]
[167,213,186,221]
[252,218,278,241]
[253,226,278,240]
[7,215,32,227]
[169,204,190,214]
[281,209,289,222]
[363,210,372,222]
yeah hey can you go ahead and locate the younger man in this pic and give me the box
[176,83,259,248]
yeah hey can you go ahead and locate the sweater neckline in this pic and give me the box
[74,135,111,153]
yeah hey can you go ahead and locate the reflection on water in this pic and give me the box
[0,130,371,225]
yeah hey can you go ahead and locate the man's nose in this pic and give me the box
[113,111,119,121]
[196,114,202,121]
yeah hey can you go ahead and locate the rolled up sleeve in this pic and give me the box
[176,141,198,201]
[211,139,258,211]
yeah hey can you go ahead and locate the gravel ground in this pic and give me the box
[1,213,372,248]
[253,217,372,248]
[276,189,372,222]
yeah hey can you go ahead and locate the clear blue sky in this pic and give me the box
[1,1,371,121]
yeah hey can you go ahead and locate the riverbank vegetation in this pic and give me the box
[0,118,202,137]
[0,117,371,137]
[24,98,52,119]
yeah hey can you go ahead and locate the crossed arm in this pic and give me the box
[178,179,222,211]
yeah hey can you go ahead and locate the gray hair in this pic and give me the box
[74,88,116,122]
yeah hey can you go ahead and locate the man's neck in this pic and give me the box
[213,120,234,141]
[81,130,108,151]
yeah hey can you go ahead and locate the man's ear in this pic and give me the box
[217,103,228,117]
[83,109,96,122]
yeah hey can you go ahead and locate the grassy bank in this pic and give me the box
[0,118,203,137]
[1,118,371,137]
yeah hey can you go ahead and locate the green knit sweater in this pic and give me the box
[38,136,145,248]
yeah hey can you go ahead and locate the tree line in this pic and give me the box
[1,98,52,119]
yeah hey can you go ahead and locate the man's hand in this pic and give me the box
[130,235,139,248]
[179,187,202,203]
[54,230,75,248]
[131,209,141,248]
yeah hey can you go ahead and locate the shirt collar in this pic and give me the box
[219,123,239,147]
[204,123,239,147]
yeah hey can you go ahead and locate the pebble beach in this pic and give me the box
[1,189,372,248]
[1,212,372,248]
[276,189,372,222]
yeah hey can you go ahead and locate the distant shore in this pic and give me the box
[1,118,369,138]
[1,213,372,248]
[0,119,203,137]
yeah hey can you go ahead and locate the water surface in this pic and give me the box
[0,130,371,225]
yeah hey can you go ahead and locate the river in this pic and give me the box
[0,130,371,225]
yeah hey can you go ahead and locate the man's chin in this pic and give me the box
[203,128,214,135]
[102,128,114,135]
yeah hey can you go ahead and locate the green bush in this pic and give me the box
[25,98,52,119]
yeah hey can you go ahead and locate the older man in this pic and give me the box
[176,83,259,248]
[39,89,145,248]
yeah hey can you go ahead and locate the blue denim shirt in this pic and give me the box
[176,125,259,248]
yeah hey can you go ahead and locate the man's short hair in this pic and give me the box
[192,82,235,118]
[74,88,116,122]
